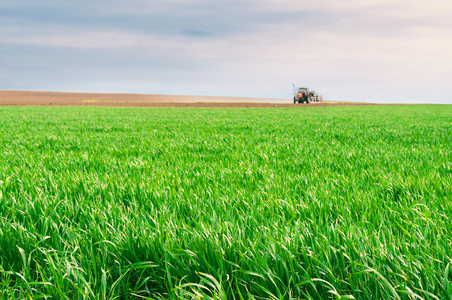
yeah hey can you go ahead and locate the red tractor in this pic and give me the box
[293,87,310,103]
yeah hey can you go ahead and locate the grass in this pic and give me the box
[0,105,451,299]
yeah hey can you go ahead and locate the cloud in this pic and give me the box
[180,29,213,37]
[1,30,150,49]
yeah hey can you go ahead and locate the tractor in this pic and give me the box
[293,86,322,103]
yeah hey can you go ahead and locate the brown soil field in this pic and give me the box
[0,90,378,108]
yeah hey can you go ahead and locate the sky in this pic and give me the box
[1,0,451,103]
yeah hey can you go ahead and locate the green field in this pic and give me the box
[0,105,451,299]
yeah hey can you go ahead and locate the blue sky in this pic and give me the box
[1,0,451,103]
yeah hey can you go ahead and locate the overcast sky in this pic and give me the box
[1,0,451,103]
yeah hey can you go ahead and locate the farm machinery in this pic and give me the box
[293,86,322,103]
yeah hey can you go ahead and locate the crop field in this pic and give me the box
[0,105,451,299]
